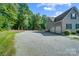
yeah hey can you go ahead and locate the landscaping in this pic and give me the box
[64,30,71,35]
[0,31,16,56]
[64,30,79,35]
[68,35,79,40]
[63,30,79,40]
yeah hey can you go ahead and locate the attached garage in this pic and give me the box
[50,27,54,32]
[55,26,61,33]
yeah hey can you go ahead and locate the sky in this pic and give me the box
[28,3,79,17]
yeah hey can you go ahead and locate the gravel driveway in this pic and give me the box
[15,31,79,56]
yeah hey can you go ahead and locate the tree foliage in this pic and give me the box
[0,3,47,30]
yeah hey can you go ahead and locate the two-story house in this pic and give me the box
[46,7,79,33]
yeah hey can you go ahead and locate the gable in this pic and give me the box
[54,7,79,22]
[63,7,79,20]
[47,17,55,22]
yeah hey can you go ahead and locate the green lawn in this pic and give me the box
[68,35,79,40]
[0,31,16,56]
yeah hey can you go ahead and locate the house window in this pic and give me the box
[71,13,76,19]
[66,24,72,29]
[76,24,79,29]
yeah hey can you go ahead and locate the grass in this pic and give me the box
[72,37,79,40]
[0,31,16,56]
[68,35,79,40]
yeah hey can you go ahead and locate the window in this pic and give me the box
[71,13,76,19]
[76,24,79,29]
[66,24,72,29]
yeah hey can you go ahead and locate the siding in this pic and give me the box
[62,8,79,32]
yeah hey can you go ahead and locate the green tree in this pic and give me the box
[40,15,47,30]
[13,4,33,30]
[0,4,18,30]
[0,3,47,31]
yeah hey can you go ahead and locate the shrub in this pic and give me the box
[76,30,79,34]
[64,30,70,35]
[71,32,76,35]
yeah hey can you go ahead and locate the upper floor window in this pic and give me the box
[76,24,79,29]
[71,13,76,19]
[66,24,72,29]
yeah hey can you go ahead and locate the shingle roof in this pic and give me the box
[54,6,77,22]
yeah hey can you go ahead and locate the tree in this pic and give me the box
[0,4,18,30]
[13,4,33,30]
[40,15,47,29]
[33,13,41,30]
[0,3,47,30]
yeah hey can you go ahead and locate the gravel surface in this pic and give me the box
[15,31,79,56]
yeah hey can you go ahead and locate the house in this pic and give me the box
[46,6,79,33]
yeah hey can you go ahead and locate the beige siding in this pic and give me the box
[46,19,54,31]
[50,27,54,32]
[49,21,62,33]
[55,26,61,33]
[54,21,62,33]
[47,7,79,33]
[62,8,79,32]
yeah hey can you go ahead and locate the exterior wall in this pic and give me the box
[50,27,54,32]
[62,8,79,32]
[50,21,62,33]
[55,21,62,33]
[46,17,55,32]
[46,19,54,31]
[47,8,79,33]
[55,26,61,33]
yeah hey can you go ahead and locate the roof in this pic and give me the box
[54,6,78,22]
[47,17,55,22]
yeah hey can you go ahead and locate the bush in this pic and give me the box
[76,30,79,34]
[71,32,76,35]
[64,30,70,35]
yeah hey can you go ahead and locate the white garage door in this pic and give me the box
[50,27,54,32]
[56,26,61,33]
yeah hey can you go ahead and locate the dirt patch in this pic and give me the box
[9,30,26,33]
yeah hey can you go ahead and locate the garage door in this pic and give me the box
[50,27,54,32]
[56,26,61,33]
